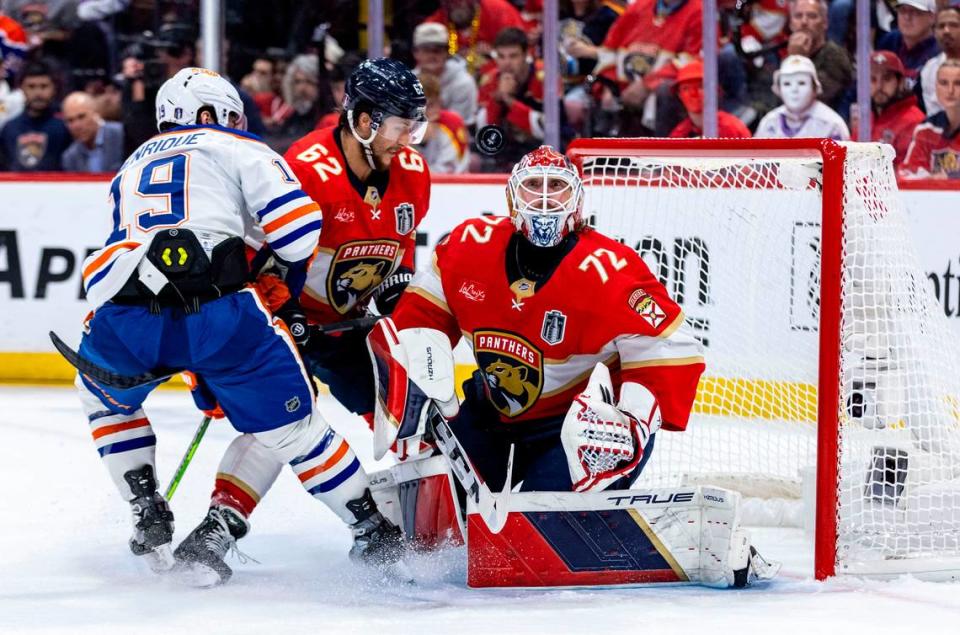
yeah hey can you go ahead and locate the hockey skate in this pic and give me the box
[124,465,175,573]
[728,530,781,588]
[346,490,409,580]
[173,505,251,587]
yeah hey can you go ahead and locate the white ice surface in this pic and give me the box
[1,385,959,634]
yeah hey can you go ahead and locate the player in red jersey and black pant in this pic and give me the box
[176,59,431,585]
[902,59,960,178]
[370,146,705,493]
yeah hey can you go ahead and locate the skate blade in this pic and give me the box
[144,545,176,574]
[171,561,227,588]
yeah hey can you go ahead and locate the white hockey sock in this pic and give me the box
[288,429,367,524]
[253,414,368,525]
[212,434,284,517]
[77,377,156,500]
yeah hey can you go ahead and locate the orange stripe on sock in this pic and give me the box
[91,416,149,440]
[262,202,320,234]
[296,440,350,483]
[82,241,140,280]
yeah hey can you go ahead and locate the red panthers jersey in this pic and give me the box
[284,126,431,324]
[392,216,705,429]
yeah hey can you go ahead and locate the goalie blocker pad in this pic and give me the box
[466,486,779,589]
[367,318,458,460]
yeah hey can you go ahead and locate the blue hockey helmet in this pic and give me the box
[343,58,427,165]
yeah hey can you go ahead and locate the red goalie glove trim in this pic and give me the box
[570,396,644,492]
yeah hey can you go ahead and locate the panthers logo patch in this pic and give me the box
[327,239,400,314]
[474,330,543,418]
[16,131,47,169]
[932,148,960,178]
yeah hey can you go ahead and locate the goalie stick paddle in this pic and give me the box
[428,402,513,533]
[164,415,212,500]
[49,316,382,390]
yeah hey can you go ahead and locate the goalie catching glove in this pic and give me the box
[367,317,459,460]
[561,363,660,492]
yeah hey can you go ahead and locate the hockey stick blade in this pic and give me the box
[50,315,380,390]
[49,331,181,390]
[428,403,510,533]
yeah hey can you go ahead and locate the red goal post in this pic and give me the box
[567,138,960,581]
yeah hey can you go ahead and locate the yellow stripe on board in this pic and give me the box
[693,376,818,422]
[0,353,187,388]
[453,364,818,422]
[3,353,815,421]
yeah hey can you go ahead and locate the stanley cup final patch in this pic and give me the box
[394,202,415,235]
[541,309,567,345]
[628,288,667,329]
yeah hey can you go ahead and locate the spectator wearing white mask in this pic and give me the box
[754,54,850,140]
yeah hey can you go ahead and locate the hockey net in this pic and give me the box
[568,138,960,580]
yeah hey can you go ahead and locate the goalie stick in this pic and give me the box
[49,315,383,390]
[427,402,513,533]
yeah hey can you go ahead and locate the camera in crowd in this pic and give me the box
[117,22,196,89]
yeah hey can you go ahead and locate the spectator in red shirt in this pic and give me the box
[476,27,548,170]
[902,59,960,178]
[567,0,701,94]
[564,0,702,134]
[422,0,526,76]
[668,60,751,138]
[852,51,925,165]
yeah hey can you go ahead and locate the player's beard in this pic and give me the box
[373,149,394,171]
[372,141,402,171]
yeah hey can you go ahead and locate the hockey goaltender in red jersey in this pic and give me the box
[367,146,779,587]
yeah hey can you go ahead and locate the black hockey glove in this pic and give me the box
[276,299,310,351]
[371,267,414,315]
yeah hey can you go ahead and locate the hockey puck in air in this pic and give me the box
[476,125,505,155]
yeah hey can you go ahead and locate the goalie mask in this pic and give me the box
[507,146,584,248]
[155,67,247,132]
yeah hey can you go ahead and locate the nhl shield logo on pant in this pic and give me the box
[474,330,543,417]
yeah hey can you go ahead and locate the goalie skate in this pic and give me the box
[124,466,175,573]
[173,506,250,587]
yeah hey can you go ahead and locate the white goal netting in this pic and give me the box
[575,141,960,577]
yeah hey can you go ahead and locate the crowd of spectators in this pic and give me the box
[1,0,959,178]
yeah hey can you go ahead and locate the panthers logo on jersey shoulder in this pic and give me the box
[473,330,543,418]
[327,239,400,314]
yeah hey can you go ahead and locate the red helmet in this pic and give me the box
[506,146,584,248]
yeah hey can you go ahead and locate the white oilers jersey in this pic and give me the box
[81,125,322,309]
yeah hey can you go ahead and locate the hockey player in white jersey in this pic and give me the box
[72,67,403,586]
